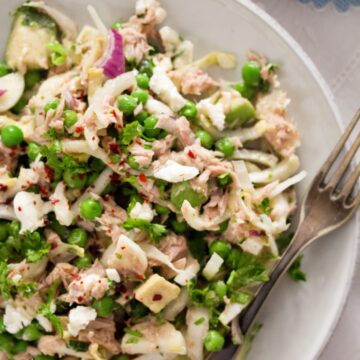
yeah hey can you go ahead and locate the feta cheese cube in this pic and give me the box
[129,202,155,222]
[153,160,199,183]
[67,306,97,336]
[134,274,180,313]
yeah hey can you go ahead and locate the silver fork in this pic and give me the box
[209,109,360,360]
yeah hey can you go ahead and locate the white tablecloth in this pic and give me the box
[251,1,360,359]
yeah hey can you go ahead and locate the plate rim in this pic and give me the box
[229,0,359,358]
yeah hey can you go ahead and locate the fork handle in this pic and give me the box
[238,227,308,336]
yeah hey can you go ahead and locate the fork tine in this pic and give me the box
[318,108,360,185]
[345,189,360,210]
[327,133,360,190]
[337,163,360,202]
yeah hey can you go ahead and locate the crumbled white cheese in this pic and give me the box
[13,191,52,233]
[197,98,225,131]
[4,302,34,334]
[105,268,121,283]
[159,26,181,52]
[240,237,264,256]
[149,68,187,112]
[67,306,97,337]
[36,314,53,332]
[50,181,74,226]
[153,160,199,183]
[130,202,155,221]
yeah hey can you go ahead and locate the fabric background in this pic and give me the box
[251,1,360,359]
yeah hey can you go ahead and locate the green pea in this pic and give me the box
[242,61,261,87]
[92,296,116,317]
[212,280,227,299]
[233,82,255,100]
[27,142,41,161]
[131,89,148,105]
[112,20,123,30]
[225,248,243,270]
[128,154,140,169]
[204,330,225,352]
[134,111,149,124]
[136,73,150,89]
[11,97,28,115]
[117,95,138,115]
[64,110,78,128]
[0,333,14,353]
[154,204,170,215]
[80,198,103,220]
[44,99,60,113]
[13,339,27,354]
[171,218,189,234]
[73,252,92,269]
[143,115,160,138]
[195,130,214,149]
[215,137,235,158]
[209,240,231,259]
[68,228,88,248]
[1,125,24,147]
[179,102,197,120]
[34,356,57,360]
[217,173,232,188]
[0,63,9,77]
[24,70,42,90]
[138,59,154,77]
[22,323,43,341]
[47,41,67,66]
[204,289,220,307]
[64,170,88,189]
[0,222,8,242]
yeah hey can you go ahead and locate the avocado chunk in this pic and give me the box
[170,181,207,210]
[225,97,255,129]
[5,7,58,71]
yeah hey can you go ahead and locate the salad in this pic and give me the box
[0,1,306,359]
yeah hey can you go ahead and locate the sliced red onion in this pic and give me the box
[97,29,125,78]
[0,89,7,97]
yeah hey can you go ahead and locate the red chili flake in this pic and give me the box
[51,242,58,250]
[139,173,147,183]
[110,173,120,181]
[121,246,126,250]
[92,136,96,141]
[44,164,54,181]
[51,198,60,205]
[153,294,163,301]
[249,229,266,237]
[33,201,37,205]
[0,184,8,192]
[75,126,84,133]
[77,296,84,303]
[187,150,196,159]
[17,207,22,211]
[109,143,120,153]
[116,283,128,293]
[39,184,49,197]
[80,281,84,285]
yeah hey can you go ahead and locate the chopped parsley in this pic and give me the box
[123,218,167,243]
[288,255,307,282]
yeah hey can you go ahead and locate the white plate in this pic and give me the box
[0,1,358,359]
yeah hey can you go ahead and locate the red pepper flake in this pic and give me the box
[33,201,37,205]
[39,184,49,197]
[51,198,60,205]
[109,143,120,153]
[110,173,120,181]
[0,184,8,192]
[44,164,54,181]
[77,296,84,303]
[75,126,84,133]
[153,294,163,301]
[51,242,58,250]
[249,229,266,237]
[92,136,96,141]
[187,150,196,159]
[17,207,22,212]
[121,246,126,250]
[139,173,147,183]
